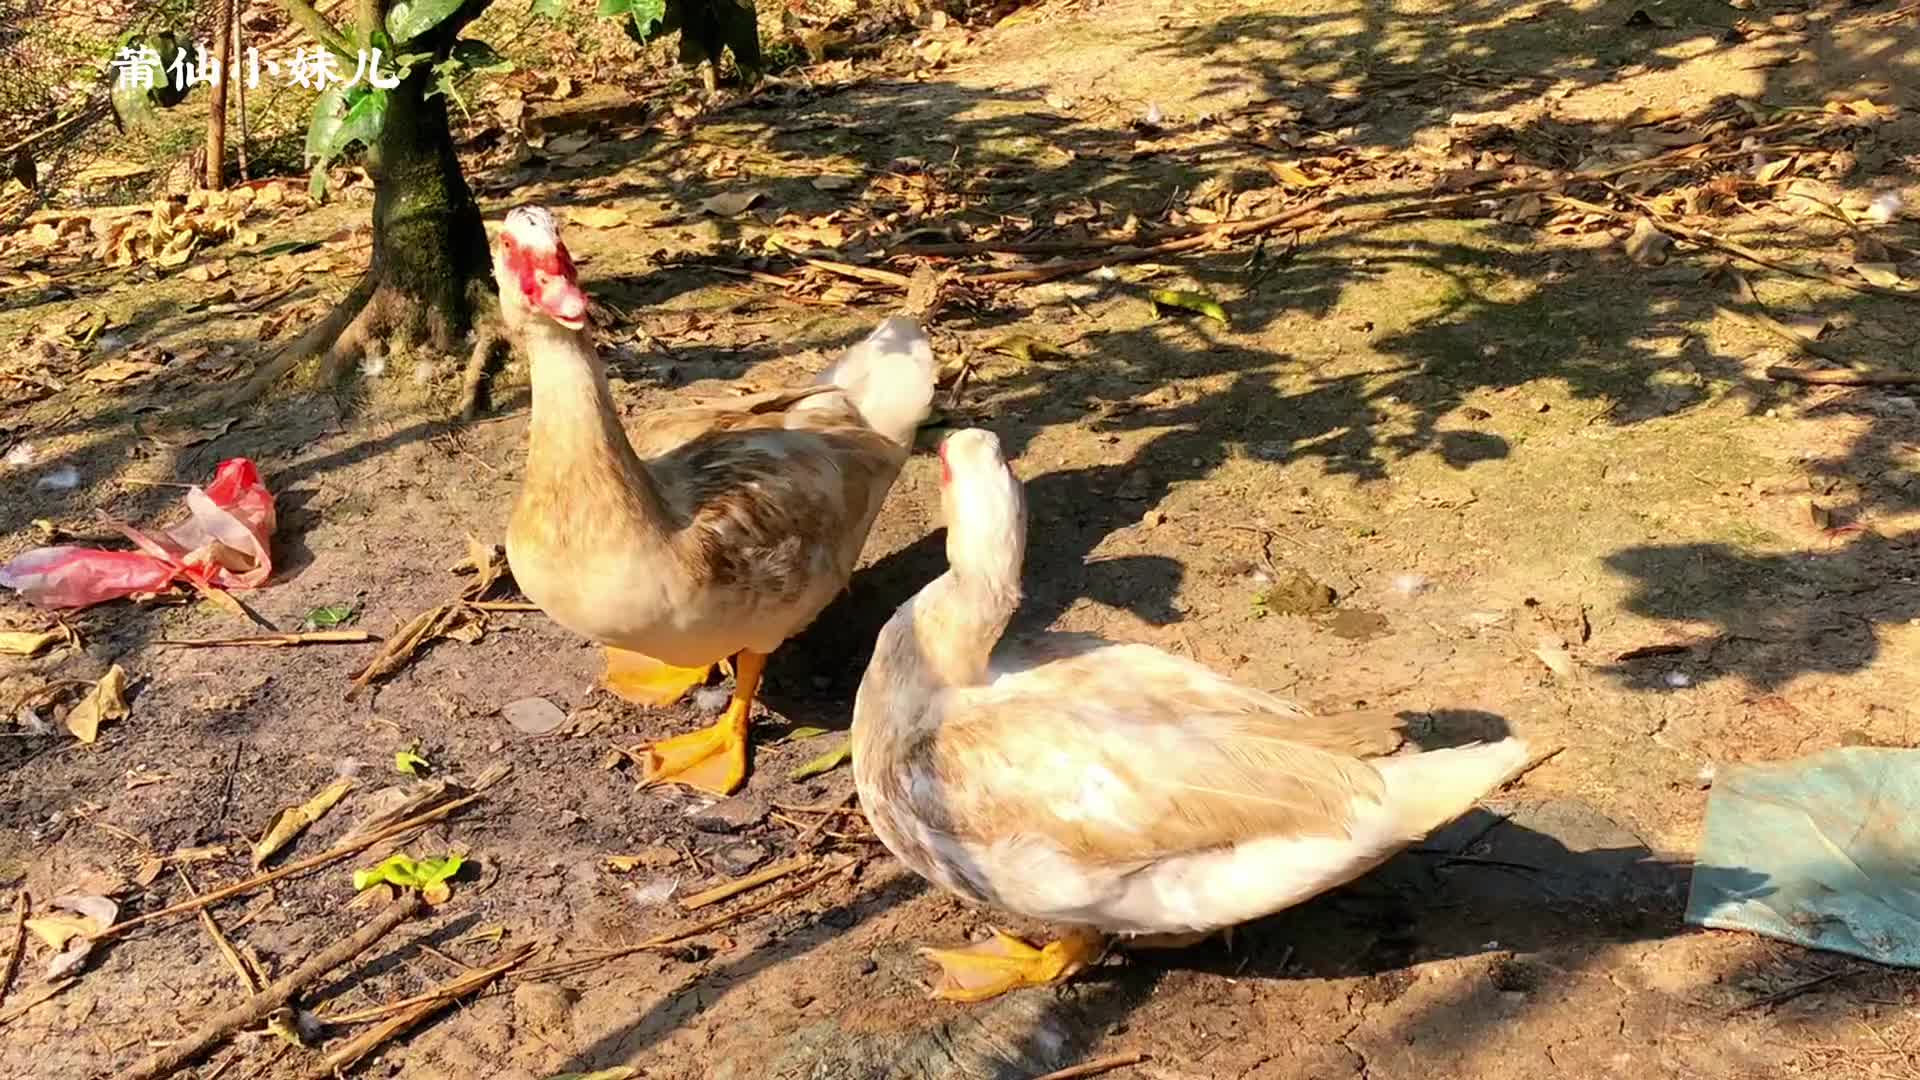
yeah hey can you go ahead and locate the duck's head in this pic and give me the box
[937,428,1026,585]
[493,206,589,331]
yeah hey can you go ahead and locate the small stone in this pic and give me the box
[1533,399,1551,413]
[858,956,878,975]
[1461,406,1492,421]
[1142,508,1168,528]
[689,793,768,833]
[512,982,576,1037]
[712,840,769,875]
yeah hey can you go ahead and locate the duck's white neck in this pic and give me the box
[904,561,1021,688]
[518,317,667,535]
[896,472,1028,688]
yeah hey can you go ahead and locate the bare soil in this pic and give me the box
[4,0,1920,1077]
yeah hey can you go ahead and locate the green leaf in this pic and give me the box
[788,740,851,781]
[304,86,349,164]
[599,0,669,41]
[335,88,390,157]
[529,0,568,15]
[778,726,831,743]
[301,600,360,630]
[252,239,323,258]
[1148,288,1230,326]
[394,749,430,775]
[352,852,466,891]
[309,166,329,203]
[984,334,1069,364]
[386,0,469,45]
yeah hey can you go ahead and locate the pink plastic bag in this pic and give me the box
[0,458,277,609]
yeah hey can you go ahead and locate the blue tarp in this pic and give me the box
[1687,746,1920,967]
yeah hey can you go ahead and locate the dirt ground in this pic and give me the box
[5,0,1920,1076]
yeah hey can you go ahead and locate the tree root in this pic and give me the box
[221,272,504,414]
[456,319,513,421]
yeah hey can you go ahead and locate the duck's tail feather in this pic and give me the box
[1373,737,1532,839]
[813,316,938,448]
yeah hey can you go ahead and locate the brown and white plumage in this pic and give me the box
[852,429,1529,997]
[492,206,935,793]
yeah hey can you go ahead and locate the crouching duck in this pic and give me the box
[850,428,1531,1001]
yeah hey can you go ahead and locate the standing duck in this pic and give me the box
[493,206,936,795]
[852,429,1531,1001]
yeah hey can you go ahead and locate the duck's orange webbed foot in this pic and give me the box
[639,650,766,796]
[601,647,714,707]
[918,927,1106,1003]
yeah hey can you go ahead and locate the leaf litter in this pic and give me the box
[252,777,355,868]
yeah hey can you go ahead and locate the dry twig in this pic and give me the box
[120,891,425,1080]
[0,891,25,1011]
[1764,366,1920,387]
[99,788,487,940]
[522,866,841,980]
[679,856,813,911]
[1030,1052,1152,1080]
[313,944,533,1059]
[156,631,377,648]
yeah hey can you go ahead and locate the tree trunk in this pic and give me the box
[359,59,491,351]
[206,0,232,189]
[226,0,500,406]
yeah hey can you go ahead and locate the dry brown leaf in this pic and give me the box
[347,604,486,698]
[24,914,95,950]
[569,206,629,229]
[699,189,765,218]
[1498,192,1544,224]
[1852,262,1904,288]
[452,536,510,600]
[182,259,230,283]
[0,626,75,657]
[251,777,354,868]
[1624,217,1673,267]
[81,358,165,384]
[1532,643,1575,678]
[1265,161,1326,188]
[1754,156,1797,184]
[67,665,129,743]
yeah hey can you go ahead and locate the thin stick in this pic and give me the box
[156,630,378,648]
[1716,302,1855,368]
[119,890,424,1080]
[467,601,541,612]
[968,199,1335,286]
[0,891,25,1011]
[316,943,532,1027]
[679,856,812,911]
[1665,218,1919,303]
[1765,366,1920,386]
[521,869,835,980]
[178,868,259,994]
[233,0,249,181]
[205,0,232,189]
[97,791,482,940]
[803,257,914,288]
[1030,1051,1151,1080]
[314,945,532,1074]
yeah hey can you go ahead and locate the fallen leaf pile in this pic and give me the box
[5,181,305,273]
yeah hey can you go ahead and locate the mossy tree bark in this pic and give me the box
[228,0,500,409]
